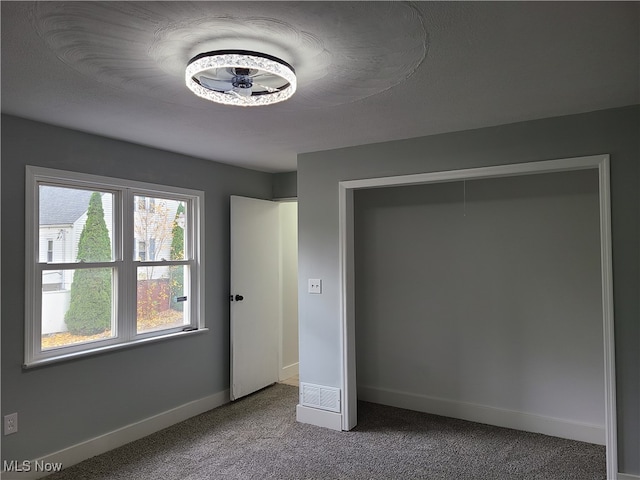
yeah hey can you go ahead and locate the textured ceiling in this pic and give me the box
[2,1,638,172]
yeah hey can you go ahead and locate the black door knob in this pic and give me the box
[234,294,244,301]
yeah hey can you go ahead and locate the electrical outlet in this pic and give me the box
[4,413,18,435]
[308,278,322,294]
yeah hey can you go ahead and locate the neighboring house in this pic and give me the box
[39,187,105,334]
[39,186,178,334]
[133,196,180,266]
[133,197,182,320]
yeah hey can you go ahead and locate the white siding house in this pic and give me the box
[39,187,180,334]
[39,187,114,334]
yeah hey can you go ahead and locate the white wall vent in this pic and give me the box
[300,383,341,413]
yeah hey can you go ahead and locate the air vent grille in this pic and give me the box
[300,383,341,413]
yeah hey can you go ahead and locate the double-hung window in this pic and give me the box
[25,166,205,366]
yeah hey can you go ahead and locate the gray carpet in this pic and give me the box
[45,383,606,479]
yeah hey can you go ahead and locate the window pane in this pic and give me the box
[39,185,114,263]
[41,268,115,350]
[137,265,189,333]
[134,196,186,261]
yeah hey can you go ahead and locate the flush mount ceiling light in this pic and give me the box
[185,50,296,107]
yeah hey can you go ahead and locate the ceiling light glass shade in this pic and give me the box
[185,50,296,107]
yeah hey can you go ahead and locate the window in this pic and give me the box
[47,239,54,263]
[25,166,205,366]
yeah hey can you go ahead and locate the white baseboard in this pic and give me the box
[280,362,299,381]
[618,473,640,480]
[358,385,605,445]
[296,404,342,431]
[2,389,230,480]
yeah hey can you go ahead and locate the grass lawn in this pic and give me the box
[42,309,185,349]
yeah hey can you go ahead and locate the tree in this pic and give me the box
[170,203,185,311]
[65,192,112,335]
[134,198,173,263]
[135,197,173,320]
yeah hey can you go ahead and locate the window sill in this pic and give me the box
[23,328,209,369]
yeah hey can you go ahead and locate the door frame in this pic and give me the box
[276,199,299,382]
[338,154,617,478]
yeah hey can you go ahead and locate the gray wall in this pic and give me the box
[297,106,639,474]
[1,115,273,462]
[273,171,297,199]
[355,170,603,426]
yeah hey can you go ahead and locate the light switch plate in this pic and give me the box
[308,278,322,294]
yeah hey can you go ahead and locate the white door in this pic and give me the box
[230,195,280,400]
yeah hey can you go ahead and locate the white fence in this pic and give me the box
[42,290,70,334]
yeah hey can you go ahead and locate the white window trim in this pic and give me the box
[25,166,206,367]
